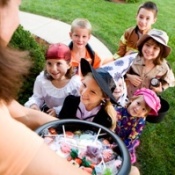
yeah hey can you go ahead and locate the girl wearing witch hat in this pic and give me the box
[58,58,118,131]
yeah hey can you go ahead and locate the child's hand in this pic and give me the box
[127,74,142,86]
[150,82,163,93]
[30,104,40,111]
[47,108,57,117]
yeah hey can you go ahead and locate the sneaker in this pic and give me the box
[130,151,137,164]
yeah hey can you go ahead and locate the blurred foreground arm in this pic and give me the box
[8,100,58,130]
[0,102,89,175]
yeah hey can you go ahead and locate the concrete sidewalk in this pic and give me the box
[19,11,112,61]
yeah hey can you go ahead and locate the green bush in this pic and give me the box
[10,25,46,104]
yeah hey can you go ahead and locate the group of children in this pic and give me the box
[24,0,175,174]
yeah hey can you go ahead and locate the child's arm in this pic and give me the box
[93,52,103,68]
[151,61,175,93]
[161,61,175,89]
[125,73,142,87]
[113,34,127,59]
[24,73,44,109]
[113,27,134,59]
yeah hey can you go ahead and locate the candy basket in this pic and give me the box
[35,119,131,175]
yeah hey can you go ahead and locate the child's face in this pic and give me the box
[69,27,91,49]
[136,8,156,33]
[127,95,148,117]
[142,38,160,61]
[46,59,70,80]
[112,78,124,100]
[80,75,104,110]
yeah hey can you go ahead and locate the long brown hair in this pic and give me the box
[0,0,10,6]
[0,46,32,104]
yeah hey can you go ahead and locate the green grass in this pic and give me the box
[20,0,175,174]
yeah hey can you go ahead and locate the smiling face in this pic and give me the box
[142,38,161,61]
[127,95,150,117]
[70,27,91,50]
[136,8,156,34]
[79,73,105,111]
[112,78,125,101]
[46,59,70,80]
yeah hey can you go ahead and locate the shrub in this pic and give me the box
[10,25,46,104]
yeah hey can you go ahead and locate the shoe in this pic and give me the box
[128,140,140,152]
[130,151,137,164]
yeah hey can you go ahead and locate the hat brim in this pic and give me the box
[143,95,158,116]
[146,97,169,123]
[80,58,118,104]
[137,35,171,58]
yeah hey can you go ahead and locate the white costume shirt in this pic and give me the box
[25,71,81,115]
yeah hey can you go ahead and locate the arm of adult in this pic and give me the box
[0,102,89,175]
[8,100,58,130]
[24,72,45,109]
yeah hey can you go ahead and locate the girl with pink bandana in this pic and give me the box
[25,43,81,117]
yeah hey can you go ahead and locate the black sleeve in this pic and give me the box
[58,95,80,119]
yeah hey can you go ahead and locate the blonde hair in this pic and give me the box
[70,18,92,34]
[104,100,117,131]
[86,72,116,131]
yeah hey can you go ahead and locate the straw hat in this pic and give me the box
[137,29,171,58]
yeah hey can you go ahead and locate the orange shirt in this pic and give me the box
[0,103,43,175]
[71,49,102,70]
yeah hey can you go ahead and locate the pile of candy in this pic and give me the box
[42,126,123,175]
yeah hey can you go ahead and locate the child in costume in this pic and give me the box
[25,43,81,117]
[114,1,158,59]
[114,88,161,164]
[69,18,103,73]
[112,76,128,107]
[125,29,175,98]
[58,58,118,131]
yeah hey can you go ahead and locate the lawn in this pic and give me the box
[20,0,175,174]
